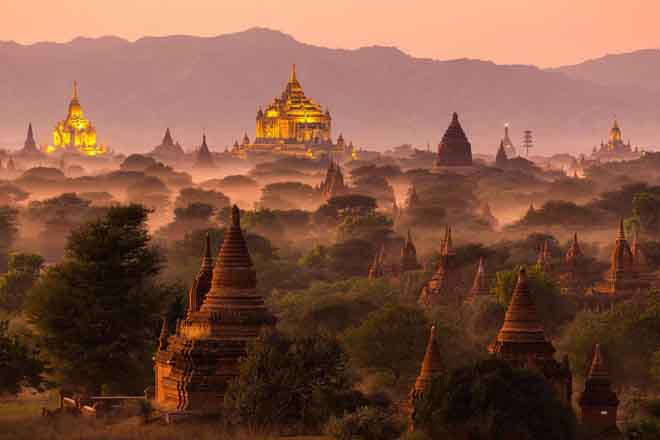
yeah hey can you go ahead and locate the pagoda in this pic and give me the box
[418,227,463,307]
[194,134,215,169]
[465,257,490,304]
[410,325,443,400]
[489,268,573,404]
[596,221,646,297]
[150,128,185,161]
[18,123,42,157]
[318,161,349,201]
[501,124,517,157]
[235,65,354,159]
[631,231,653,283]
[368,245,386,279]
[400,230,421,273]
[536,240,553,274]
[495,140,508,167]
[591,117,640,162]
[579,345,621,439]
[560,233,588,295]
[433,112,473,171]
[48,81,107,156]
[154,206,276,412]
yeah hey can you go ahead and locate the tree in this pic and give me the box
[174,187,230,211]
[26,205,169,393]
[0,253,44,312]
[0,320,46,395]
[343,304,428,384]
[0,206,18,273]
[224,330,357,433]
[412,359,577,440]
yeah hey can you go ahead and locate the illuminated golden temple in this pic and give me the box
[47,81,107,156]
[233,64,356,159]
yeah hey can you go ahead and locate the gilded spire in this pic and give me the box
[289,63,297,83]
[73,80,78,100]
[413,325,443,393]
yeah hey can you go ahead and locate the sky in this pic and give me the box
[2,0,659,67]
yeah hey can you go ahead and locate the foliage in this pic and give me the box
[0,183,29,205]
[26,205,170,393]
[337,213,394,242]
[0,206,18,272]
[325,406,404,440]
[515,200,605,228]
[412,359,577,440]
[632,190,660,235]
[0,320,47,395]
[0,253,44,312]
[558,291,660,388]
[174,187,230,210]
[224,330,357,433]
[343,304,428,384]
[173,202,215,222]
[260,182,318,210]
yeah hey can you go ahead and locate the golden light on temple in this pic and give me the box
[46,81,108,156]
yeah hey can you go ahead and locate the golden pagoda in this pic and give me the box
[234,65,355,159]
[47,81,107,156]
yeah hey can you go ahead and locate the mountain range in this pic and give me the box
[1,27,659,155]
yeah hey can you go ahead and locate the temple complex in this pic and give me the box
[318,161,349,201]
[489,268,573,404]
[501,124,517,157]
[232,65,356,159]
[194,134,215,169]
[595,221,647,297]
[579,345,621,439]
[154,206,276,412]
[418,227,463,307]
[18,123,42,157]
[150,128,184,161]
[465,257,490,304]
[400,230,421,273]
[590,118,640,162]
[433,112,473,172]
[47,81,107,156]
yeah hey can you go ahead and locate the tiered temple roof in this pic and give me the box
[418,227,463,307]
[579,345,620,438]
[596,220,646,297]
[154,206,276,412]
[489,268,573,403]
[435,113,473,168]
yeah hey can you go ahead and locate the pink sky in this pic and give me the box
[2,0,659,67]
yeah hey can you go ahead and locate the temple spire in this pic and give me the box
[617,219,625,241]
[158,318,169,351]
[413,325,443,393]
[73,80,78,100]
[289,64,297,83]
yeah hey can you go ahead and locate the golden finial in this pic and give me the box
[73,80,78,99]
[289,64,297,83]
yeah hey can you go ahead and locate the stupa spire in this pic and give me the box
[617,219,625,241]
[466,257,490,302]
[413,325,443,393]
[158,318,169,351]
[289,64,297,83]
[73,80,78,100]
[579,344,620,435]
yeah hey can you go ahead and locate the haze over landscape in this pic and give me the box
[2,27,660,154]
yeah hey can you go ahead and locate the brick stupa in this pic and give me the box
[596,221,646,297]
[154,206,276,412]
[434,112,473,171]
[560,233,588,295]
[465,257,490,304]
[400,230,421,273]
[319,160,349,201]
[418,227,463,307]
[489,268,573,403]
[579,344,621,439]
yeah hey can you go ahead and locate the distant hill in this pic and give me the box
[1,28,659,154]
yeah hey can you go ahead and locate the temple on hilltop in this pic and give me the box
[232,65,357,160]
[418,226,464,307]
[501,124,517,157]
[433,112,474,173]
[318,160,349,201]
[47,81,107,156]
[464,257,491,304]
[489,268,573,404]
[594,221,648,297]
[579,345,621,439]
[194,134,215,169]
[149,128,184,161]
[590,117,640,162]
[154,207,276,412]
